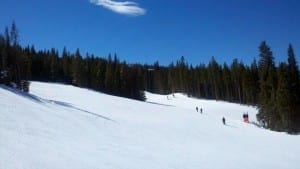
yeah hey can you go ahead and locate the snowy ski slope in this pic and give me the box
[0,81,299,169]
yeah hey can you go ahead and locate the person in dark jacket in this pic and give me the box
[222,117,226,125]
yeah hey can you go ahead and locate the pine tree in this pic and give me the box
[222,63,233,101]
[286,44,300,132]
[19,48,31,92]
[167,62,175,93]
[248,59,259,104]
[104,54,114,93]
[50,48,59,81]
[112,54,121,94]
[230,59,244,103]
[198,64,209,98]
[276,62,291,131]
[71,48,83,86]
[257,41,279,129]
[95,58,106,90]
[10,21,18,47]
[0,35,8,83]
[208,57,222,100]
[62,47,71,83]
[176,56,188,92]
[8,22,22,88]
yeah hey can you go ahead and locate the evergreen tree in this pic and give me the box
[286,44,300,132]
[0,22,30,91]
[19,47,31,92]
[62,47,71,83]
[222,63,233,101]
[197,64,209,98]
[10,21,18,47]
[50,48,59,81]
[276,62,291,131]
[0,35,8,83]
[112,54,121,94]
[104,54,114,93]
[208,57,222,100]
[248,59,259,104]
[95,58,106,90]
[167,62,175,93]
[257,41,278,129]
[230,59,243,103]
[8,22,22,88]
[71,48,83,86]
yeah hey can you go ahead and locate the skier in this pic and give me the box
[222,117,226,125]
[245,113,249,123]
[200,108,203,114]
[243,112,249,123]
[196,106,199,112]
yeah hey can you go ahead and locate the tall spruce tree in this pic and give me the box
[286,44,300,132]
[276,62,291,131]
[249,59,259,104]
[62,47,71,83]
[104,54,114,93]
[230,59,244,103]
[257,41,279,129]
[222,63,233,101]
[0,35,7,83]
[208,57,222,100]
[71,48,83,86]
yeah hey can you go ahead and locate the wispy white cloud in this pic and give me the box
[90,0,146,16]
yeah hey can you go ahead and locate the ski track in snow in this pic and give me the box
[0,82,299,169]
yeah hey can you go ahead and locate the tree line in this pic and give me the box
[0,22,299,133]
[0,22,30,92]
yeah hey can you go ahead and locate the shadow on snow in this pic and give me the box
[1,85,115,123]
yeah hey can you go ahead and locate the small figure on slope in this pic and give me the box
[243,113,249,123]
[222,117,226,125]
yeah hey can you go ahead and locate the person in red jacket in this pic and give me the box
[243,113,249,123]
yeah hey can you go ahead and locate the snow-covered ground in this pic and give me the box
[0,81,299,169]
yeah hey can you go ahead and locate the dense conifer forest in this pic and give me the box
[1,22,299,133]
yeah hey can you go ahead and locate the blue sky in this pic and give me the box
[1,0,300,65]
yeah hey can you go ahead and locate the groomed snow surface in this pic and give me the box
[1,82,299,169]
